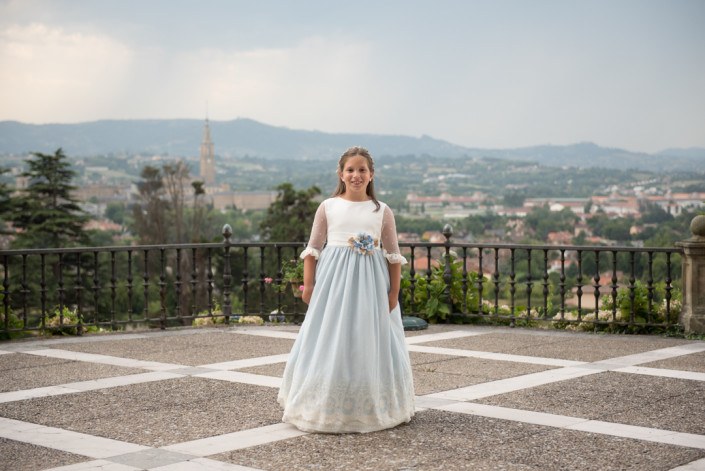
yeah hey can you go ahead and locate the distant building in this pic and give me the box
[73,184,130,203]
[546,231,573,245]
[211,191,278,212]
[590,195,640,217]
[644,193,705,215]
[199,118,216,185]
[406,192,486,214]
[523,198,589,217]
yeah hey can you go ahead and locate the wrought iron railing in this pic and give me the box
[406,226,681,331]
[1,224,683,337]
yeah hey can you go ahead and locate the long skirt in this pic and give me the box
[277,246,415,433]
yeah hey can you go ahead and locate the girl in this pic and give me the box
[277,146,415,433]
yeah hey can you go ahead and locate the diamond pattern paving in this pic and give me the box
[0,325,704,470]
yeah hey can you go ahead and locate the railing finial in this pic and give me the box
[690,215,705,241]
[222,224,233,242]
[442,224,453,241]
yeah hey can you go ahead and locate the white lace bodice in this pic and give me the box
[300,198,407,265]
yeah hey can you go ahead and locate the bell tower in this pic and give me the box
[199,118,215,185]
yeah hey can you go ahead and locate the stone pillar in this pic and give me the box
[677,215,705,334]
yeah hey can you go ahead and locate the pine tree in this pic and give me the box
[11,149,88,248]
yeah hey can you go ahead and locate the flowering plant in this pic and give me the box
[281,259,304,284]
[348,232,378,255]
[278,259,305,297]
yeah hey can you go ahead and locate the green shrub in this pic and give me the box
[401,254,480,323]
[0,293,24,339]
[45,306,99,335]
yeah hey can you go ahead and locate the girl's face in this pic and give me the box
[339,155,373,198]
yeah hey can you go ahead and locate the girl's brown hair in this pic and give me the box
[332,146,381,211]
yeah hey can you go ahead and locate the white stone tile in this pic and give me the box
[67,372,186,391]
[163,423,307,457]
[107,449,195,469]
[658,433,705,450]
[666,343,705,354]
[200,354,290,371]
[0,385,81,403]
[16,334,151,349]
[151,457,263,471]
[616,366,705,382]
[405,330,486,345]
[426,366,599,401]
[439,402,587,428]
[195,371,282,388]
[230,330,298,340]
[592,344,705,369]
[407,344,583,367]
[24,348,184,371]
[432,401,705,451]
[0,372,185,404]
[569,420,705,449]
[0,416,48,434]
[0,417,149,458]
[414,395,461,410]
[45,460,142,471]
[669,457,705,470]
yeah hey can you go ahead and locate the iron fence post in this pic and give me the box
[442,224,453,323]
[222,224,233,323]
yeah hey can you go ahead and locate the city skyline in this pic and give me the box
[1,0,704,154]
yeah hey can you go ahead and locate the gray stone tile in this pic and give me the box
[484,427,705,471]
[236,362,286,378]
[212,409,705,471]
[641,351,705,373]
[422,332,691,362]
[0,353,144,393]
[56,332,294,366]
[0,377,283,447]
[412,356,556,395]
[409,351,457,366]
[413,370,479,396]
[476,371,705,434]
[0,437,88,471]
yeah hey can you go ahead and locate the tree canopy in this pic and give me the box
[10,149,88,248]
[259,183,321,242]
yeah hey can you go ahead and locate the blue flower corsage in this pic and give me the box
[348,232,379,255]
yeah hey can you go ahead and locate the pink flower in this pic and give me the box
[298,285,305,291]
[264,277,273,284]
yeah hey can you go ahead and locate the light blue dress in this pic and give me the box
[277,197,415,433]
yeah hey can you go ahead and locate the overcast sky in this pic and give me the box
[1,0,704,153]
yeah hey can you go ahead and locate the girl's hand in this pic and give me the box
[302,286,314,304]
[388,292,399,313]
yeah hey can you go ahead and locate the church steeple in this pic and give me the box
[199,118,215,185]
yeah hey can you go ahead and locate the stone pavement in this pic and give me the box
[1,324,705,470]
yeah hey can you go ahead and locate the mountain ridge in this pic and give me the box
[1,119,704,172]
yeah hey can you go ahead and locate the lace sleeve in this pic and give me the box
[300,202,327,260]
[381,205,407,265]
